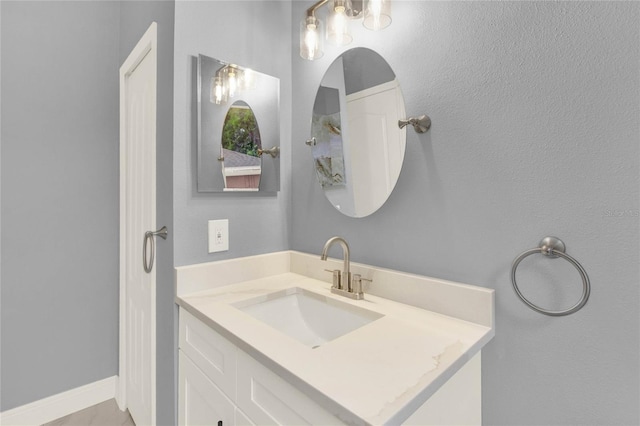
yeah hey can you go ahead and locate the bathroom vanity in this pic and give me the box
[175,251,494,425]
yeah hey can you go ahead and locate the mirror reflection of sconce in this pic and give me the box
[300,0,392,60]
[398,115,431,134]
[211,64,257,105]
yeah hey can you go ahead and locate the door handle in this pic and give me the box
[143,226,168,273]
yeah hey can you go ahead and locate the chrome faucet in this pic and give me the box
[321,236,366,300]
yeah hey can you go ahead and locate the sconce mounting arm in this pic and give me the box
[307,0,329,18]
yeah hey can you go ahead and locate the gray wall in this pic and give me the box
[2,2,638,424]
[1,1,120,411]
[173,0,292,267]
[118,2,175,424]
[1,3,175,422]
[291,2,639,425]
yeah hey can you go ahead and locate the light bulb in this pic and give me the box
[370,0,382,29]
[333,8,347,44]
[211,76,223,104]
[227,69,237,98]
[305,25,319,57]
[243,68,255,90]
[300,16,324,60]
[214,81,222,104]
[364,0,391,31]
[327,1,352,46]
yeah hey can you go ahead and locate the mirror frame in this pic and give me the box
[197,54,280,193]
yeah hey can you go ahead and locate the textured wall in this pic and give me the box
[291,2,639,425]
[1,1,120,411]
[173,1,292,267]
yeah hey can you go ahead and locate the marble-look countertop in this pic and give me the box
[176,252,494,425]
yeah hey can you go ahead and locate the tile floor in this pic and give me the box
[42,399,135,426]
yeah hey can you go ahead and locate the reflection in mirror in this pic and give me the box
[310,47,406,217]
[197,54,280,192]
[220,101,262,191]
[312,87,345,187]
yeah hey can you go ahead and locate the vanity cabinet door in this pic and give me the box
[179,352,235,426]
[179,309,237,398]
[235,408,255,426]
[402,353,481,426]
[236,351,343,425]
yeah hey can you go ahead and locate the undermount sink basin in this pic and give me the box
[234,287,383,348]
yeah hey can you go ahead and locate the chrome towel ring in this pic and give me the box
[143,226,168,273]
[511,236,590,316]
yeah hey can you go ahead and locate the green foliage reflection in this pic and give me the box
[222,104,261,157]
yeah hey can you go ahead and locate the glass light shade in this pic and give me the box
[227,68,238,98]
[211,76,225,104]
[300,16,324,60]
[242,68,257,90]
[327,0,353,46]
[363,0,391,30]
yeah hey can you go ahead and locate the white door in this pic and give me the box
[118,22,157,426]
[346,80,405,215]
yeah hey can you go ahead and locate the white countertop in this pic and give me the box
[176,251,494,425]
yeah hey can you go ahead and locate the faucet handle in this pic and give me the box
[352,274,372,296]
[324,269,342,290]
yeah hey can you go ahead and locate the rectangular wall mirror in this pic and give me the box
[197,54,280,192]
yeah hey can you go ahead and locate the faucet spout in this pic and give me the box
[321,236,350,289]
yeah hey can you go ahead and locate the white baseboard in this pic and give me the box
[0,376,118,426]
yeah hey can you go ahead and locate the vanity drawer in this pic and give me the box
[236,350,343,425]
[179,308,237,399]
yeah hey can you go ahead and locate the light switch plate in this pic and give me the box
[208,219,229,253]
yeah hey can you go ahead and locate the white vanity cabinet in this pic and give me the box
[179,308,343,426]
[176,251,494,425]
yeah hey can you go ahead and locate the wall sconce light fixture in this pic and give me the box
[300,0,392,60]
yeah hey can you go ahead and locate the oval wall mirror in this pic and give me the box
[220,101,262,191]
[310,47,406,218]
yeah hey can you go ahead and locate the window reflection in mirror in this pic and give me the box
[220,101,262,191]
[312,87,345,188]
